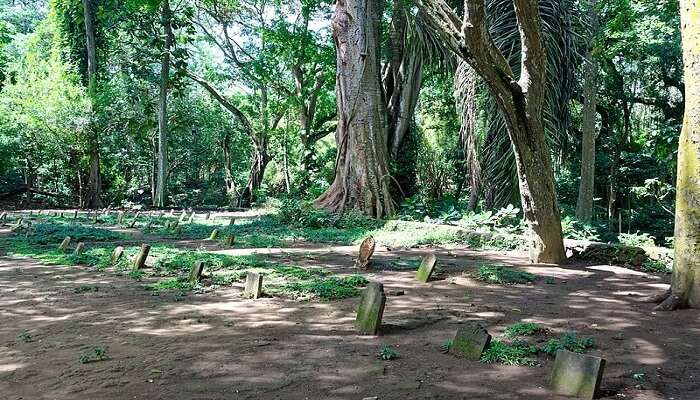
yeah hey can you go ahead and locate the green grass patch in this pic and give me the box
[146,277,195,293]
[504,322,545,337]
[79,347,108,364]
[540,331,595,356]
[475,265,537,284]
[481,339,539,366]
[27,221,127,244]
[271,275,368,300]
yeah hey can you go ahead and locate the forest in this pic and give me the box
[0,0,699,398]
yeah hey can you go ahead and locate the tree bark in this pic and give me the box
[417,0,566,263]
[575,0,598,223]
[314,0,395,218]
[656,0,700,310]
[222,131,237,205]
[154,0,173,208]
[238,137,269,208]
[82,0,103,209]
[455,60,481,212]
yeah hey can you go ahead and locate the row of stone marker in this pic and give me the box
[57,237,260,297]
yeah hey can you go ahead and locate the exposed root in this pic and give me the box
[646,289,672,304]
[653,293,686,311]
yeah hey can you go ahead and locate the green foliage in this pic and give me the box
[27,222,126,244]
[475,265,537,285]
[504,322,544,337]
[378,345,398,360]
[79,347,108,364]
[73,285,99,294]
[480,339,539,366]
[17,330,32,343]
[275,275,368,300]
[561,216,601,241]
[147,277,194,293]
[440,338,453,353]
[540,332,595,356]
[641,258,672,274]
[618,232,656,247]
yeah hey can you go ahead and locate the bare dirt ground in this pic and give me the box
[1,230,699,399]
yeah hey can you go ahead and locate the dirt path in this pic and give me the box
[1,243,699,399]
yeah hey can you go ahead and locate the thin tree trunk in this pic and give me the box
[154,0,172,208]
[82,0,102,209]
[656,0,700,310]
[314,0,395,218]
[575,0,598,223]
[455,61,481,212]
[222,132,237,205]
[238,138,269,208]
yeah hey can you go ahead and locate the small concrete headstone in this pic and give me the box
[189,261,205,283]
[416,253,438,283]
[73,210,78,219]
[205,211,211,220]
[355,282,386,335]
[117,211,125,224]
[354,236,376,270]
[73,242,85,255]
[132,244,151,270]
[59,236,72,251]
[229,217,236,226]
[187,211,195,223]
[224,234,235,247]
[179,210,187,222]
[449,323,491,360]
[244,272,263,299]
[111,246,124,265]
[550,350,606,400]
[208,229,219,240]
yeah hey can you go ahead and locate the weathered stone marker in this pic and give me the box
[355,282,386,335]
[117,211,125,224]
[189,261,205,283]
[132,244,151,270]
[208,229,219,240]
[550,350,606,399]
[73,210,78,219]
[449,323,491,360]
[205,211,211,220]
[354,236,376,270]
[229,217,236,226]
[224,234,235,247]
[111,246,124,265]
[59,236,72,251]
[244,272,263,299]
[74,242,85,255]
[416,253,438,283]
[179,210,187,222]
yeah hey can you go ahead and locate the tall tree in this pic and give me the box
[82,0,103,208]
[154,0,173,207]
[418,0,566,263]
[655,0,700,310]
[575,0,598,223]
[314,0,394,217]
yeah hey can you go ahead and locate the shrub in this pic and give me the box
[504,322,544,337]
[540,332,595,356]
[481,339,538,366]
[619,232,656,247]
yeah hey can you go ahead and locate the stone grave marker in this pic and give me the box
[355,282,386,335]
[416,253,438,283]
[229,217,236,226]
[208,229,219,240]
[179,210,187,222]
[205,211,211,220]
[449,323,491,360]
[111,246,124,265]
[73,210,78,219]
[73,242,85,255]
[187,211,195,223]
[550,350,606,399]
[132,244,151,270]
[244,272,263,299]
[224,234,235,247]
[117,211,125,224]
[59,236,71,251]
[354,236,376,270]
[189,261,205,283]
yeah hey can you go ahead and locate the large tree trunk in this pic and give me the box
[314,0,394,218]
[656,0,700,310]
[154,0,172,208]
[575,0,598,223]
[238,138,269,208]
[82,0,103,209]
[455,61,481,212]
[222,132,237,205]
[418,0,566,263]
